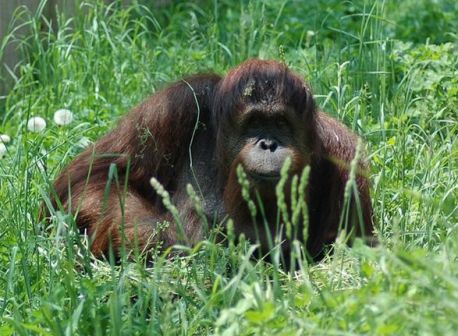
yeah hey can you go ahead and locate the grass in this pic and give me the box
[0,0,457,334]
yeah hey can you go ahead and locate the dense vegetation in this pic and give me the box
[0,0,457,334]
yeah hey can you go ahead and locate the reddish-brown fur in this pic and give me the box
[46,60,376,261]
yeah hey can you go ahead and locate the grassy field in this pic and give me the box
[0,0,457,334]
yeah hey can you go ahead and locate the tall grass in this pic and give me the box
[0,0,457,334]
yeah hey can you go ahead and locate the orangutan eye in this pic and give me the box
[275,117,291,131]
[242,113,264,131]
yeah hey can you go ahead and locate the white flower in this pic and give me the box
[0,134,11,143]
[306,30,316,47]
[0,143,6,158]
[53,108,73,126]
[27,116,47,133]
